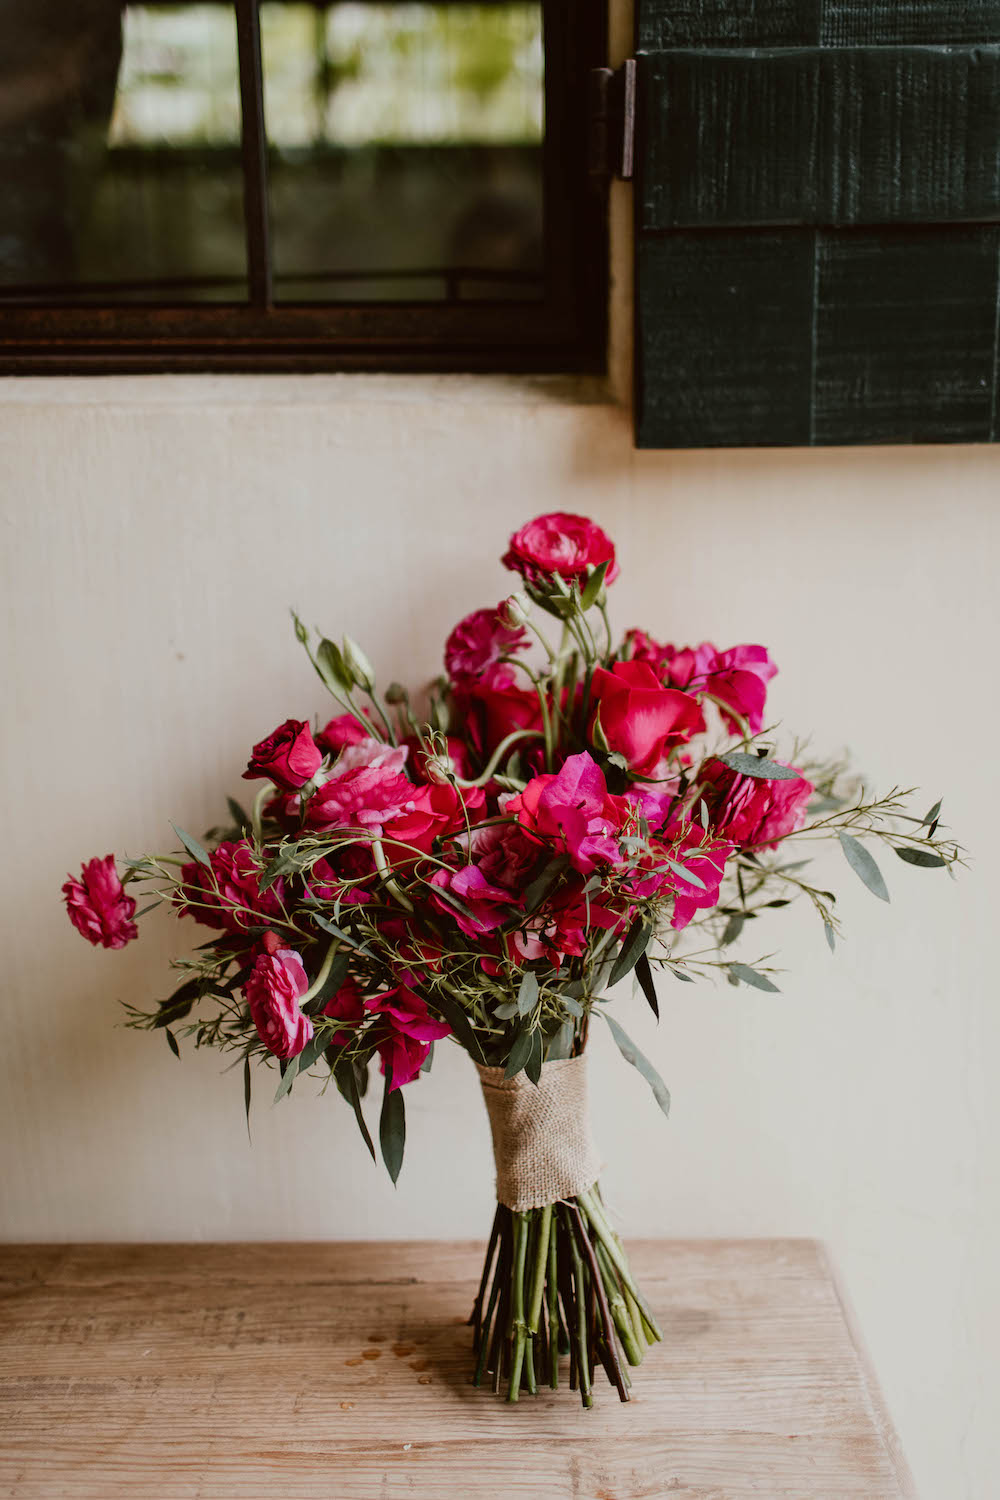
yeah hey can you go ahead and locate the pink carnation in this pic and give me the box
[445,605,528,686]
[503,511,619,585]
[177,839,285,933]
[62,855,138,950]
[244,947,313,1059]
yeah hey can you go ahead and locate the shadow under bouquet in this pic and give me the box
[63,510,961,1406]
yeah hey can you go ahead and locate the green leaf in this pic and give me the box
[335,1058,376,1163]
[226,797,252,834]
[560,995,584,1018]
[666,858,706,891]
[523,855,570,914]
[429,989,486,1064]
[721,913,744,947]
[293,1032,330,1074]
[153,978,202,1028]
[310,911,374,956]
[165,1028,180,1059]
[579,559,610,610]
[921,799,943,827]
[171,822,211,868]
[273,1055,298,1103]
[525,1029,543,1086]
[839,833,890,903]
[728,962,781,993]
[824,921,836,953]
[504,1028,534,1079]
[609,916,652,987]
[259,848,306,893]
[668,966,695,983]
[604,1014,670,1118]
[302,950,352,1016]
[379,1074,406,1185]
[635,952,659,1020]
[243,1055,252,1142]
[719,753,799,781]
[895,846,947,869]
[494,1001,519,1020]
[421,1042,435,1074]
[517,970,539,1017]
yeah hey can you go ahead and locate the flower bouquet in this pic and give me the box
[64,511,960,1406]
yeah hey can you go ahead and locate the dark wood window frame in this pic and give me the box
[0,0,608,375]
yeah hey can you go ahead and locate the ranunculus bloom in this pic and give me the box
[366,978,451,1089]
[502,511,619,585]
[625,633,777,735]
[696,758,814,848]
[429,864,518,937]
[244,947,313,1059]
[316,712,373,757]
[63,855,138,949]
[589,660,706,775]
[445,604,528,686]
[322,975,367,1045]
[242,718,322,792]
[177,839,285,933]
[505,752,630,874]
[304,740,416,836]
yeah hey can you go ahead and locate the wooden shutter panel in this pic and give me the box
[634,1,1000,447]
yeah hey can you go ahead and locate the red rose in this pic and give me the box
[242,718,322,793]
[502,511,619,585]
[244,947,313,1059]
[62,855,138,949]
[589,660,705,774]
[381,781,486,861]
[454,679,543,762]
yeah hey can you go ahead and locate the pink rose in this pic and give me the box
[505,752,629,874]
[242,718,322,793]
[177,839,285,933]
[589,660,706,774]
[445,605,528,686]
[322,975,367,1045]
[244,947,313,1059]
[366,978,451,1089]
[502,512,619,585]
[62,855,138,949]
[696,758,813,848]
[461,819,540,892]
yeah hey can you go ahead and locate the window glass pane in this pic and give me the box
[0,3,247,304]
[260,2,545,303]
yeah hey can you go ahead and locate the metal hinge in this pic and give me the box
[588,59,636,185]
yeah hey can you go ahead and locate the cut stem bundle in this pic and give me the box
[468,1187,662,1406]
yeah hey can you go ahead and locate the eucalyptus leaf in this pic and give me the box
[921,799,943,827]
[728,962,781,993]
[379,1074,406,1184]
[635,952,660,1020]
[719,753,799,781]
[604,1014,670,1118]
[824,921,836,953]
[839,833,890,902]
[609,916,652,987]
[335,1058,376,1162]
[226,796,252,834]
[243,1055,252,1141]
[525,1029,543,1086]
[311,911,374,956]
[171,822,211,869]
[430,989,486,1064]
[721,913,744,947]
[273,1055,298,1103]
[517,970,539,1017]
[153,978,201,1028]
[302,950,352,1015]
[895,847,947,869]
[561,995,584,1018]
[666,858,706,891]
[504,1028,534,1079]
[293,1032,330,1074]
[669,966,695,983]
[165,1028,180,1059]
[494,1001,520,1020]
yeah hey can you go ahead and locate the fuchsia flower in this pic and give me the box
[304,740,416,836]
[445,605,528,686]
[589,660,706,775]
[503,512,619,585]
[316,713,373,757]
[177,839,285,933]
[696,758,814,849]
[658,826,734,930]
[626,632,778,735]
[242,718,322,792]
[381,780,487,860]
[365,978,451,1089]
[322,975,367,1045]
[245,946,313,1059]
[429,864,519,937]
[454,677,544,762]
[62,855,138,949]
[505,752,629,875]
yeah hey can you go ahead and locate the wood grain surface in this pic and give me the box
[0,1239,917,1499]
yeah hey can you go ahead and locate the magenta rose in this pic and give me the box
[244,947,313,1059]
[502,511,619,585]
[62,855,138,950]
[445,604,528,686]
[177,839,285,933]
[696,758,813,848]
[589,660,706,775]
[242,718,323,793]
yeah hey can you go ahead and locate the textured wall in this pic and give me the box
[1,373,997,1497]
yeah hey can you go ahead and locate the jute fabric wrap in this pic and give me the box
[476,1054,602,1212]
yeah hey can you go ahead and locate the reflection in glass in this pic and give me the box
[0,3,246,303]
[261,3,546,303]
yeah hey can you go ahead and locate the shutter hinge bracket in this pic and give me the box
[588,59,636,185]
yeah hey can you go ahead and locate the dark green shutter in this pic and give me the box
[634,1,1000,447]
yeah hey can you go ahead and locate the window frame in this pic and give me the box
[0,0,608,375]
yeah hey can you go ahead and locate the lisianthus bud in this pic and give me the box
[499,592,531,628]
[384,681,408,705]
[342,635,376,694]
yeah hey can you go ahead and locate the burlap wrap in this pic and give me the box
[476,1054,602,1212]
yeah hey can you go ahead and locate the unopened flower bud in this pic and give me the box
[500,592,531,629]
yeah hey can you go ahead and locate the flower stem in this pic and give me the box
[507,1211,530,1402]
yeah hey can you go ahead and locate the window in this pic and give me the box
[0,0,606,372]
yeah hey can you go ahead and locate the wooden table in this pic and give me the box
[0,1239,916,1499]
